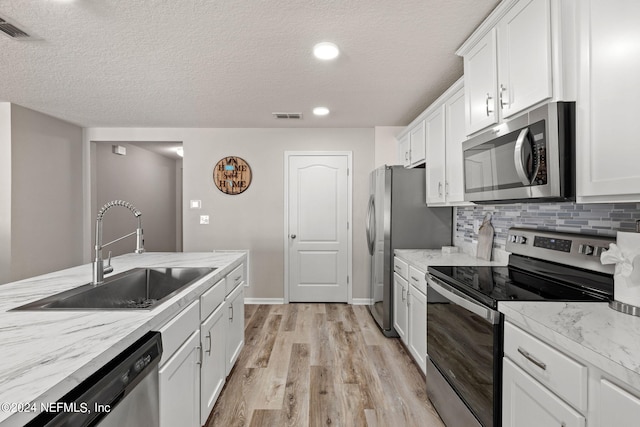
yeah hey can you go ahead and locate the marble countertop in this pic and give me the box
[394,248,507,272]
[0,251,246,427]
[500,301,640,390]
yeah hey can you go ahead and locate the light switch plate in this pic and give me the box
[200,215,209,225]
[190,200,202,209]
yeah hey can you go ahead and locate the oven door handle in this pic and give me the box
[427,275,500,324]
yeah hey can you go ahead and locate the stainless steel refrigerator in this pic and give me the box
[366,165,452,337]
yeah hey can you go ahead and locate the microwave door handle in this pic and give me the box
[514,128,533,185]
[427,276,500,324]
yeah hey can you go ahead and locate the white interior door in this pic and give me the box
[287,153,350,302]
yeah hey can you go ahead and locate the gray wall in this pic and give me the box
[93,143,178,256]
[4,104,84,283]
[0,104,11,284]
[84,127,375,300]
[181,128,375,300]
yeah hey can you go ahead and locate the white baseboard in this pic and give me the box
[245,298,371,305]
[244,298,285,305]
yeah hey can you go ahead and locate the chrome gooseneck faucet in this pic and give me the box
[92,200,145,285]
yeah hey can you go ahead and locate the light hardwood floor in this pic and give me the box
[207,303,445,427]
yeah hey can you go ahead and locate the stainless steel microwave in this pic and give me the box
[462,101,575,204]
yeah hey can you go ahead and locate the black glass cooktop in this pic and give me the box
[428,256,613,310]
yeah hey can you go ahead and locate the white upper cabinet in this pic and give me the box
[458,0,572,136]
[425,106,446,205]
[576,0,640,202]
[425,78,470,206]
[444,87,468,204]
[396,120,426,168]
[398,133,410,167]
[463,28,499,134]
[497,0,552,118]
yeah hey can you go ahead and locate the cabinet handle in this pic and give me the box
[405,151,409,161]
[229,305,234,321]
[401,288,406,301]
[445,182,450,196]
[196,345,202,365]
[411,276,419,282]
[499,84,509,109]
[206,332,212,355]
[517,347,547,371]
[485,93,494,116]
[438,182,443,196]
[235,275,242,283]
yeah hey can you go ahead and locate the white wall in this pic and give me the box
[93,142,178,256]
[374,126,403,167]
[0,103,11,285]
[8,104,84,282]
[84,127,375,300]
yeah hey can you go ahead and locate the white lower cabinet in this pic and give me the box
[393,256,427,375]
[225,282,245,376]
[200,299,227,425]
[407,284,427,373]
[159,330,201,427]
[599,378,640,426]
[503,319,640,427]
[157,259,246,427]
[393,272,408,341]
[503,357,585,427]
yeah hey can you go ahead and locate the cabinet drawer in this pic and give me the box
[200,278,225,322]
[393,257,409,279]
[408,265,427,294]
[504,321,587,412]
[158,300,200,367]
[225,263,244,295]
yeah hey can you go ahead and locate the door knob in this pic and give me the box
[290,234,296,239]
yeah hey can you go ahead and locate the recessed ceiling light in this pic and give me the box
[313,107,330,116]
[313,42,340,60]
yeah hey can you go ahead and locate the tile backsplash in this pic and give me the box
[454,202,640,255]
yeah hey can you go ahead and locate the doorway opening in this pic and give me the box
[91,141,183,256]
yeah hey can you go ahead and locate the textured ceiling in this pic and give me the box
[0,0,499,128]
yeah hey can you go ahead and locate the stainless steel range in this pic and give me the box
[425,228,615,427]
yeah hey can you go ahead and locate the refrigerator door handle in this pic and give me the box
[366,195,376,255]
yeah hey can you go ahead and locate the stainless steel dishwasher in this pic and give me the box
[26,331,162,427]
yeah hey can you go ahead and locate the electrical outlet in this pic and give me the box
[200,215,209,225]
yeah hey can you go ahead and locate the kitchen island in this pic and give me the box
[0,251,246,427]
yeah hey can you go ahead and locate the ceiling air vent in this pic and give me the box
[272,112,303,120]
[0,13,37,40]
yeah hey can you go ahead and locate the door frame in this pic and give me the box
[283,151,353,304]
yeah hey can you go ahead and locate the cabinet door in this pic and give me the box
[407,286,427,374]
[398,133,410,167]
[159,330,201,427]
[464,28,498,135]
[444,87,468,204]
[577,0,640,201]
[497,0,552,118]
[425,106,446,206]
[503,358,585,427]
[225,284,245,376]
[393,273,408,343]
[409,120,426,167]
[599,379,640,427]
[200,304,227,425]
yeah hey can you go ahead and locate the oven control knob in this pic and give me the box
[515,235,527,244]
[582,245,594,255]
